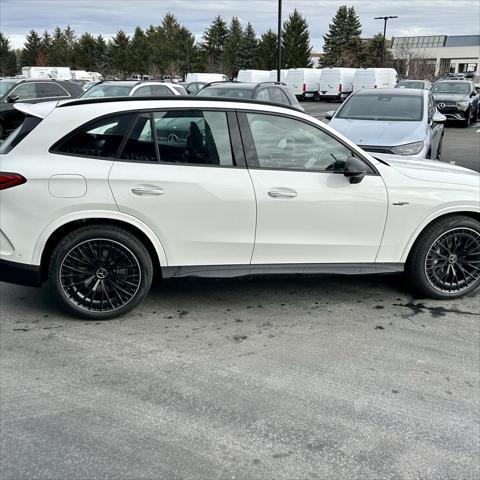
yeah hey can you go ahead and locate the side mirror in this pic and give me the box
[344,156,367,184]
[470,91,477,97]
[432,112,446,124]
[325,110,336,120]
[6,95,19,103]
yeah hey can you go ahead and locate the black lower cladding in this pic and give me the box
[0,259,42,286]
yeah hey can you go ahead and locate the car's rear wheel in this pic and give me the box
[49,225,153,319]
[406,215,480,299]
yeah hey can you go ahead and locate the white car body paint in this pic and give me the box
[0,99,478,277]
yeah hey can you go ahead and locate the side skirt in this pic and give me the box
[162,263,405,279]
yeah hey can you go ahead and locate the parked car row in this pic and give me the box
[0,96,478,320]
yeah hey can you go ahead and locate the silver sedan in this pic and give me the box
[326,88,446,160]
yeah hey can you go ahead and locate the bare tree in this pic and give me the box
[392,45,435,79]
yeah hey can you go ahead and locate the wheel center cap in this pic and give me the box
[96,268,108,280]
[448,254,457,264]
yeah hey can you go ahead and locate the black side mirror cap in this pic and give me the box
[325,110,336,120]
[344,156,368,184]
[6,95,19,103]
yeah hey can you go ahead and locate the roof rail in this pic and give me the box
[57,95,301,112]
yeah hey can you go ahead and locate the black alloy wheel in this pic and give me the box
[49,225,153,319]
[59,239,141,313]
[425,228,480,294]
[407,216,480,299]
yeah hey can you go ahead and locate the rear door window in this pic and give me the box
[52,113,135,158]
[36,82,69,98]
[152,110,234,166]
[132,85,174,96]
[119,114,157,162]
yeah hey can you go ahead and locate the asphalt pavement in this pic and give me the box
[1,99,479,480]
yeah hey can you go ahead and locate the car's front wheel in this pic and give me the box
[463,108,471,127]
[406,215,480,299]
[49,224,153,319]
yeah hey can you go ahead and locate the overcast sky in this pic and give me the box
[1,0,479,51]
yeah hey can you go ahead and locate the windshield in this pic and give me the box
[336,94,423,121]
[196,87,254,99]
[82,84,133,98]
[0,81,17,97]
[431,82,470,94]
[397,81,424,89]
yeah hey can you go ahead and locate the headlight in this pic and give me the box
[391,141,424,156]
[457,101,469,108]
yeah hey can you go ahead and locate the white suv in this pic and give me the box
[81,80,187,98]
[1,97,479,319]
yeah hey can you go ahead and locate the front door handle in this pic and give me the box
[131,185,165,196]
[268,188,297,199]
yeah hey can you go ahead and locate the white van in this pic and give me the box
[352,68,398,91]
[21,66,72,80]
[268,69,289,83]
[185,73,229,83]
[236,69,271,83]
[319,68,357,101]
[286,68,322,100]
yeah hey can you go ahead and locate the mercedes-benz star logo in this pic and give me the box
[437,103,445,109]
[168,133,180,143]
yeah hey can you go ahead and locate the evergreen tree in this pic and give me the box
[0,33,17,76]
[74,33,97,71]
[63,26,76,67]
[322,5,363,67]
[282,9,312,68]
[21,30,42,66]
[38,30,52,65]
[129,27,150,75]
[223,17,243,78]
[236,23,257,71]
[48,26,69,65]
[108,30,131,78]
[256,29,278,70]
[201,15,228,72]
[363,33,394,68]
[93,35,108,73]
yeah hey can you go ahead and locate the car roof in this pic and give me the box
[204,82,257,90]
[57,95,301,112]
[96,81,138,87]
[354,88,423,96]
[398,79,426,82]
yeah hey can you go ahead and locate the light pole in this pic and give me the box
[374,15,398,67]
[277,0,282,82]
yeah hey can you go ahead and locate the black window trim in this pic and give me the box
[49,107,247,169]
[236,110,380,176]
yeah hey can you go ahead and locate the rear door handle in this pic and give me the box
[268,188,297,199]
[131,186,165,196]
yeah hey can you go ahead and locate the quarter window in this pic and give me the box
[152,110,234,166]
[246,113,360,172]
[53,113,135,158]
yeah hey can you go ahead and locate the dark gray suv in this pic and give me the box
[431,80,479,127]
[195,81,304,111]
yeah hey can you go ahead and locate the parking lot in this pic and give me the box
[1,101,479,480]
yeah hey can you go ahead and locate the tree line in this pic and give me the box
[0,6,394,78]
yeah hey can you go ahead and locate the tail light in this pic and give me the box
[0,172,26,190]
[303,83,306,92]
[339,83,343,92]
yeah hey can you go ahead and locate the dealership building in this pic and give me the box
[390,34,480,76]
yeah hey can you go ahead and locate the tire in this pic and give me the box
[48,224,153,320]
[406,215,480,299]
[0,122,4,140]
[313,92,320,102]
[463,109,471,127]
